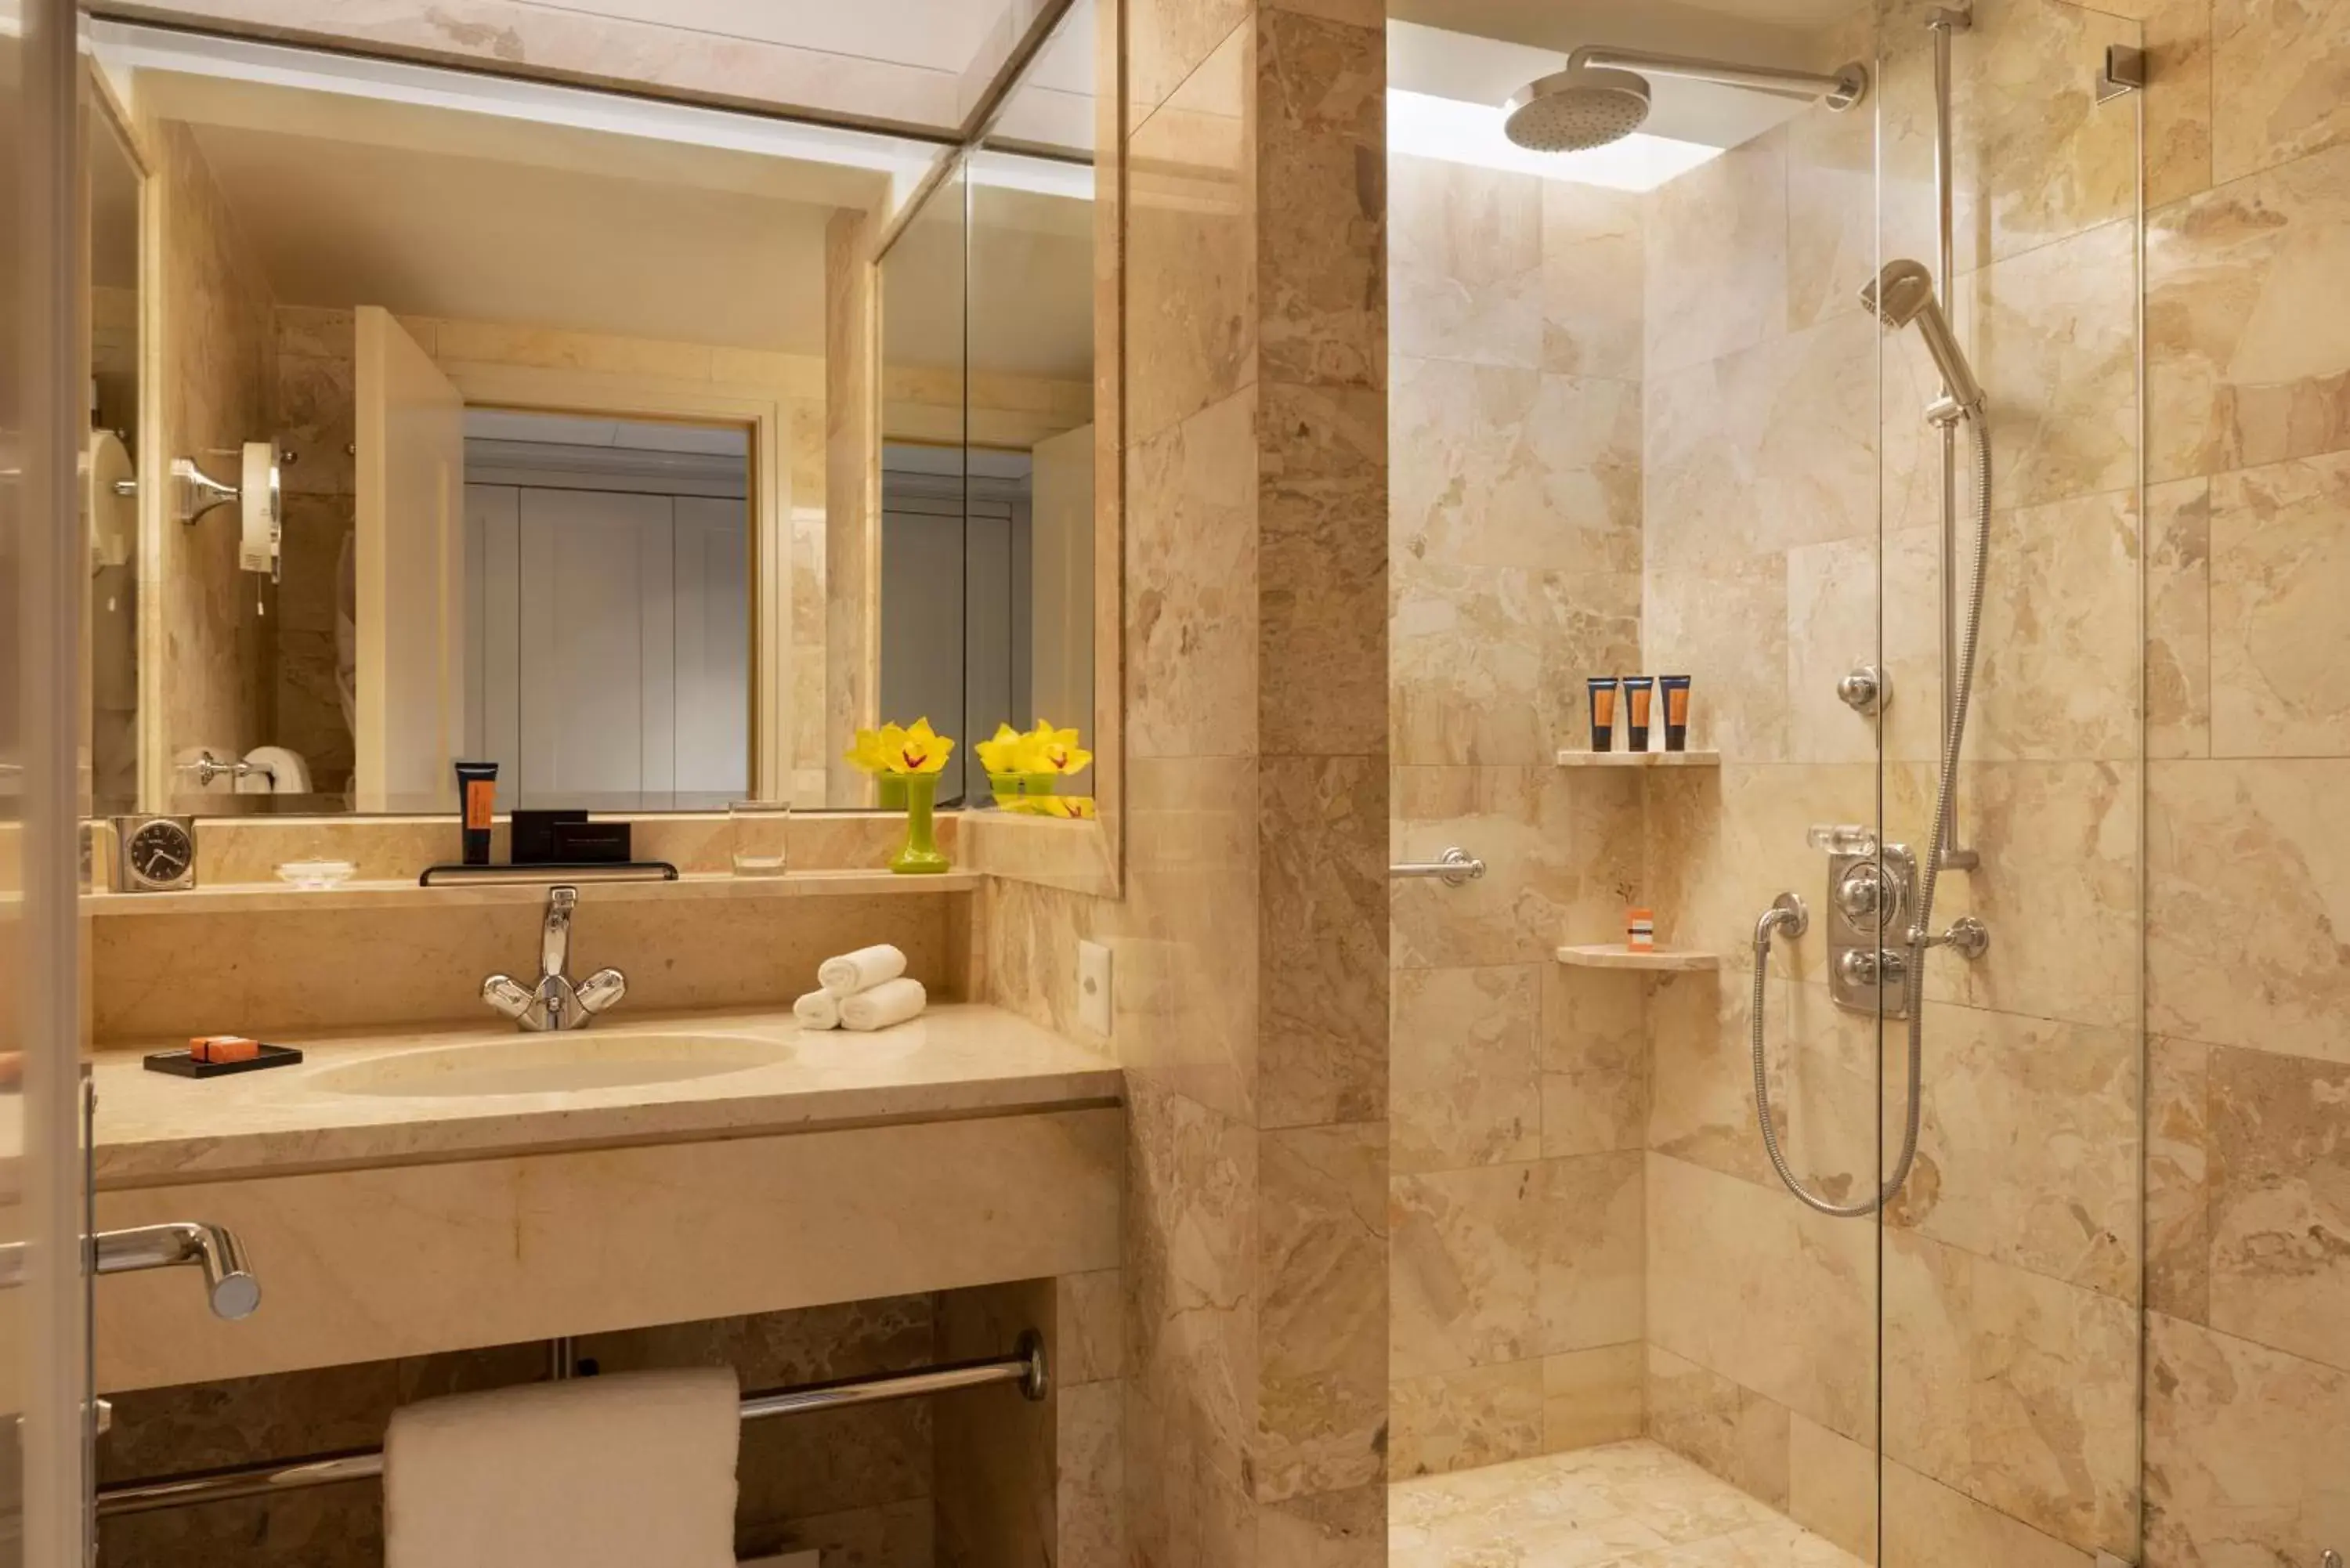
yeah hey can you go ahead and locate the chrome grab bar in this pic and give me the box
[96,1331,1048,1516]
[1390,847,1485,887]
[0,1221,261,1321]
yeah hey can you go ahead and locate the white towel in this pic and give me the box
[839,977,927,1032]
[384,1368,739,1568]
[819,944,908,997]
[240,746,313,795]
[793,990,841,1031]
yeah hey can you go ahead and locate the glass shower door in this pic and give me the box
[1870,2,2146,1563]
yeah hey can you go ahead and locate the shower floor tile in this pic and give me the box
[1390,1440,1868,1567]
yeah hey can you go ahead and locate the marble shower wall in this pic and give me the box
[1385,154,1649,1478]
[2136,0,2350,1563]
[152,119,280,781]
[1639,2,2148,1563]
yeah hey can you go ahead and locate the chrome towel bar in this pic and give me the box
[96,1332,1047,1517]
[1390,847,1485,887]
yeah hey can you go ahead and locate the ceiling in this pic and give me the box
[1386,0,1846,67]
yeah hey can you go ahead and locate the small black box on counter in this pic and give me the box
[510,809,588,865]
[549,818,631,864]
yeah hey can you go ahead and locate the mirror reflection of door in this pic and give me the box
[463,412,751,811]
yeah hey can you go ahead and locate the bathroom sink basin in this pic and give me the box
[314,1032,783,1098]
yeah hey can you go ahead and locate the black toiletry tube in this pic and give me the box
[1661,674,1693,752]
[1623,675,1656,752]
[1587,677,1620,752]
[454,761,498,866]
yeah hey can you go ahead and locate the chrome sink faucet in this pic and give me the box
[482,885,627,1031]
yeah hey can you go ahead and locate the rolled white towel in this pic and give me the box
[839,977,927,1033]
[819,944,908,997]
[792,990,841,1031]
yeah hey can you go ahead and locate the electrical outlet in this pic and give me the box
[1077,940,1112,1037]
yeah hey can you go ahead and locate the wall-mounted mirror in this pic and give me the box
[86,76,145,819]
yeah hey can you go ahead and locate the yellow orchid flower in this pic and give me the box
[1025,718,1093,777]
[886,717,954,775]
[1036,794,1097,819]
[975,722,1029,775]
[844,727,889,775]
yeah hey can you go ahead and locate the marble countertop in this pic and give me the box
[89,1004,1123,1190]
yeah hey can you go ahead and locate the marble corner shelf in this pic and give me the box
[1554,749,1721,768]
[84,868,984,917]
[1556,944,1720,973]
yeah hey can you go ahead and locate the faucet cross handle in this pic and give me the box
[479,884,626,1031]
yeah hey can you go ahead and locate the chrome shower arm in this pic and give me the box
[1566,46,1867,108]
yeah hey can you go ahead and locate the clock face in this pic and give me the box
[128,819,193,886]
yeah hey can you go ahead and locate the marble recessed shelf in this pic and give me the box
[1556,944,1720,973]
[1554,749,1721,768]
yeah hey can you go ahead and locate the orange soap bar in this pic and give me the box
[189,1035,262,1064]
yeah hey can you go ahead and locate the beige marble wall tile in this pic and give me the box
[1886,1002,2141,1301]
[1257,1481,1385,1568]
[1538,1344,1642,1454]
[1645,1344,1793,1510]
[2144,0,2216,207]
[1391,565,1640,768]
[2145,1310,2350,1567]
[1541,182,1643,381]
[1539,1149,1643,1355]
[2146,475,2214,757]
[1130,0,1253,128]
[2147,137,2350,482]
[1882,1230,2139,1556]
[1880,1455,2095,1568]
[1787,1411,1877,1562]
[1954,216,2141,509]
[1057,1378,1126,1568]
[1537,964,1646,1159]
[1788,527,1942,767]
[2207,447,2350,754]
[1644,1153,1876,1443]
[1947,0,2142,265]
[1391,357,1642,575]
[1647,130,1790,376]
[1786,53,1878,335]
[1257,1122,1387,1500]
[1644,312,1885,573]
[2146,1035,2213,1326]
[1116,756,1260,1120]
[1389,1360,1546,1478]
[1642,562,1793,764]
[1261,378,1388,760]
[1254,10,1384,392]
[1391,765,1643,967]
[1390,1160,1543,1378]
[1127,386,1260,761]
[1389,157,1542,370]
[2147,757,2350,1064]
[1969,490,2143,763]
[2210,0,2350,181]
[1127,23,1256,444]
[1257,755,1387,1128]
[2206,1044,2350,1372]
[1123,1075,1259,1501]
[1390,965,1541,1174]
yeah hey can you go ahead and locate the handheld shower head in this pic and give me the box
[1862,258,1984,417]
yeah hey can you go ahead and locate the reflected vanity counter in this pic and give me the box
[86,1003,1123,1393]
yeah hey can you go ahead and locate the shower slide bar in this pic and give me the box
[96,1331,1048,1518]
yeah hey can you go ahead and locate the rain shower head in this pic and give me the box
[1861,258,1984,417]
[1503,66,1653,153]
[1501,48,1867,153]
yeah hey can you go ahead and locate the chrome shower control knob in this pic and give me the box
[1837,948,1906,988]
[1836,663,1890,716]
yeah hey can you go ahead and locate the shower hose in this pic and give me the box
[1750,416,1990,1219]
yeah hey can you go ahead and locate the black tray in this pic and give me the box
[418,862,678,886]
[145,1043,305,1078]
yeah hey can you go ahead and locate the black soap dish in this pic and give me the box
[144,1044,306,1078]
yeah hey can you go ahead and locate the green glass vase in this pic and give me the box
[890,773,951,874]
